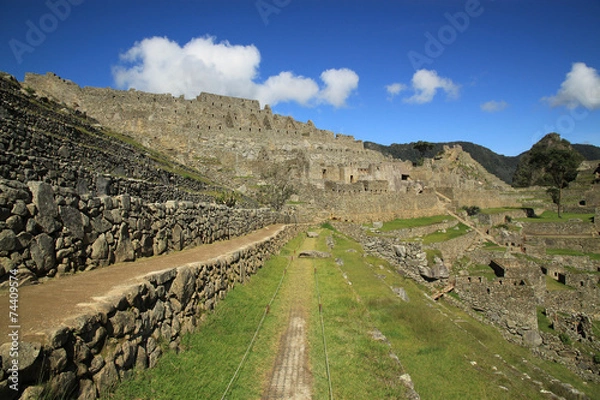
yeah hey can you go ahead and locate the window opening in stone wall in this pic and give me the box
[350,175,354,183]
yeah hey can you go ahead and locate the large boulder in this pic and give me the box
[30,233,56,274]
[28,181,60,233]
[418,263,449,281]
[115,223,134,263]
[0,229,18,252]
[59,205,85,240]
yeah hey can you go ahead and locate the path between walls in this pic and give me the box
[0,224,286,342]
[261,236,316,400]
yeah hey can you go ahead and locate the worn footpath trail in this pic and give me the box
[261,235,316,399]
[0,224,285,343]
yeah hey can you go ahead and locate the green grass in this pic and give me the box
[327,233,599,399]
[537,307,554,334]
[467,264,498,281]
[108,233,305,399]
[479,207,522,215]
[107,230,600,400]
[547,248,600,261]
[519,211,594,223]
[309,234,407,399]
[483,241,507,252]
[425,249,443,264]
[545,275,574,292]
[420,223,470,244]
[377,214,453,232]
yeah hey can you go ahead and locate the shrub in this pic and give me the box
[462,206,481,216]
[559,332,572,345]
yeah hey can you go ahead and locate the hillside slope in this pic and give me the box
[1,72,251,206]
[365,140,600,185]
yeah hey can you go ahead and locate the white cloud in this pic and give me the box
[401,69,460,104]
[385,82,407,100]
[255,72,319,106]
[112,36,359,108]
[544,62,600,110]
[481,100,508,112]
[319,68,359,107]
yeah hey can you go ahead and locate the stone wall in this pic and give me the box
[477,209,528,227]
[428,231,481,264]
[541,237,600,253]
[373,219,458,241]
[454,276,542,347]
[0,179,279,286]
[319,188,444,223]
[522,221,597,237]
[0,224,301,399]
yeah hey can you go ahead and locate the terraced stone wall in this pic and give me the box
[0,224,301,400]
[0,179,279,286]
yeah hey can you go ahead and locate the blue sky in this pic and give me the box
[1,0,599,156]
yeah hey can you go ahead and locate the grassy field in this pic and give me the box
[106,228,599,400]
[519,210,595,222]
[547,248,600,261]
[420,222,471,244]
[376,214,453,232]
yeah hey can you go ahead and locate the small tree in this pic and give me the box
[530,146,582,218]
[413,141,434,166]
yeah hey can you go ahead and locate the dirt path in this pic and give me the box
[0,224,285,342]
[262,236,316,400]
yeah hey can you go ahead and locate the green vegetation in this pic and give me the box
[425,249,443,264]
[462,205,481,216]
[519,210,594,223]
[320,221,336,231]
[377,214,452,232]
[483,241,506,252]
[559,333,572,345]
[108,230,599,399]
[480,207,522,215]
[512,133,583,218]
[364,140,520,184]
[467,264,498,282]
[328,233,598,399]
[546,248,600,261]
[421,223,470,244]
[545,275,573,292]
[537,307,554,334]
[108,233,304,399]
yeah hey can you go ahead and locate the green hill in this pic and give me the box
[365,139,600,185]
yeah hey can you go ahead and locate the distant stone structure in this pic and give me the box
[24,72,521,222]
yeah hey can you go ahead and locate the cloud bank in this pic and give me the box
[113,36,359,108]
[544,62,600,110]
[481,100,508,112]
[386,69,460,104]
